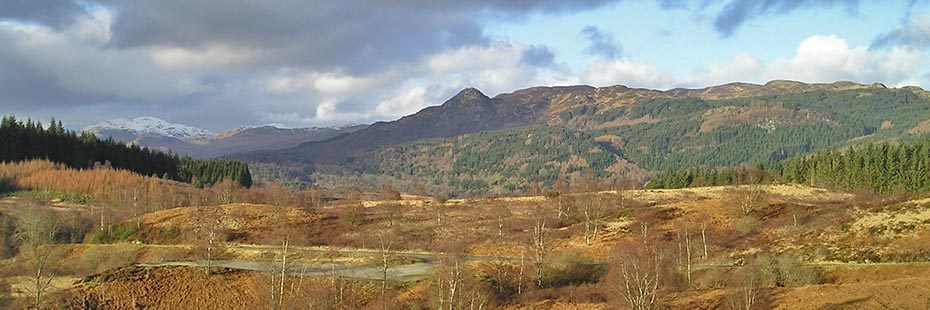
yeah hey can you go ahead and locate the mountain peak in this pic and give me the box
[452,87,489,101]
[84,116,215,141]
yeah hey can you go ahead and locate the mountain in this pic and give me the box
[84,116,215,141]
[85,117,367,158]
[246,80,930,194]
[253,79,901,164]
[199,125,368,158]
[255,87,548,164]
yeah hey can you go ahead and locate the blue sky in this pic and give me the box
[1,0,929,130]
[488,1,922,75]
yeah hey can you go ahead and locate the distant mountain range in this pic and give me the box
[85,80,930,194]
[84,117,215,141]
[240,80,930,194]
[83,117,367,158]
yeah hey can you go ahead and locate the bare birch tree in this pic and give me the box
[18,204,59,310]
[378,229,396,309]
[735,185,767,215]
[532,212,549,288]
[727,268,760,310]
[493,205,511,237]
[267,237,292,309]
[614,239,662,310]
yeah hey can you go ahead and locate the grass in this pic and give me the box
[2,189,91,204]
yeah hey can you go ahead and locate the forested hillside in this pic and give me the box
[294,84,930,194]
[589,87,929,171]
[650,138,930,195]
[0,116,252,187]
[341,125,646,193]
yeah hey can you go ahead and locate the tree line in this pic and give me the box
[0,116,251,187]
[650,138,930,195]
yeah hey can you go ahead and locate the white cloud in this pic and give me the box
[149,45,267,70]
[375,86,429,117]
[314,99,372,122]
[687,52,764,86]
[258,34,927,127]
[254,40,562,126]
[0,9,202,103]
[428,42,524,73]
[583,58,677,89]
[584,34,926,90]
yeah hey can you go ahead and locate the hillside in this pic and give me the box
[247,80,930,194]
[1,117,252,187]
[86,117,367,158]
[257,81,889,164]
[345,126,647,193]
[27,183,930,309]
[252,87,540,164]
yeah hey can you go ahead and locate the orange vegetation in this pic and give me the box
[1,160,195,205]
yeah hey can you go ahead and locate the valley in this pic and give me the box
[4,158,930,308]
[7,1,930,308]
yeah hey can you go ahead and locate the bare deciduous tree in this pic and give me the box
[377,229,396,309]
[214,177,240,205]
[614,239,662,310]
[580,174,604,246]
[384,203,403,227]
[493,205,511,237]
[379,185,401,201]
[18,204,59,310]
[432,193,448,225]
[267,237,292,310]
[434,253,486,310]
[549,178,566,220]
[297,186,324,210]
[734,185,767,215]
[698,213,711,261]
[196,210,225,275]
[531,211,549,288]
[727,268,760,310]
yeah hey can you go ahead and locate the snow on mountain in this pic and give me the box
[216,124,364,139]
[83,116,215,141]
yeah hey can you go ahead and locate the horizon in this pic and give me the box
[2,1,929,131]
[10,78,918,133]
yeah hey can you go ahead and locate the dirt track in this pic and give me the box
[146,259,435,282]
[136,242,526,282]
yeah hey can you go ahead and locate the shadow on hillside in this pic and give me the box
[0,178,16,196]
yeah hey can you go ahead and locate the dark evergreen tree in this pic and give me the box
[0,115,252,187]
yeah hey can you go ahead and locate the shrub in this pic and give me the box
[755,253,821,287]
[140,247,188,264]
[544,251,607,287]
[432,193,449,204]
[0,213,17,258]
[474,261,520,303]
[344,204,367,226]
[55,215,94,244]
[90,224,140,243]
[70,245,140,275]
[0,178,15,195]
[733,216,761,234]
[379,185,401,201]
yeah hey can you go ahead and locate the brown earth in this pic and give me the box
[133,203,326,244]
[15,184,930,309]
[667,263,930,309]
[63,266,264,309]
[910,119,930,135]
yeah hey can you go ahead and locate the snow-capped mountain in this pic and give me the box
[82,116,367,158]
[83,117,215,141]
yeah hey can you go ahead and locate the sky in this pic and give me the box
[2,0,930,131]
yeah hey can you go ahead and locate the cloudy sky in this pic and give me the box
[3,0,930,131]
